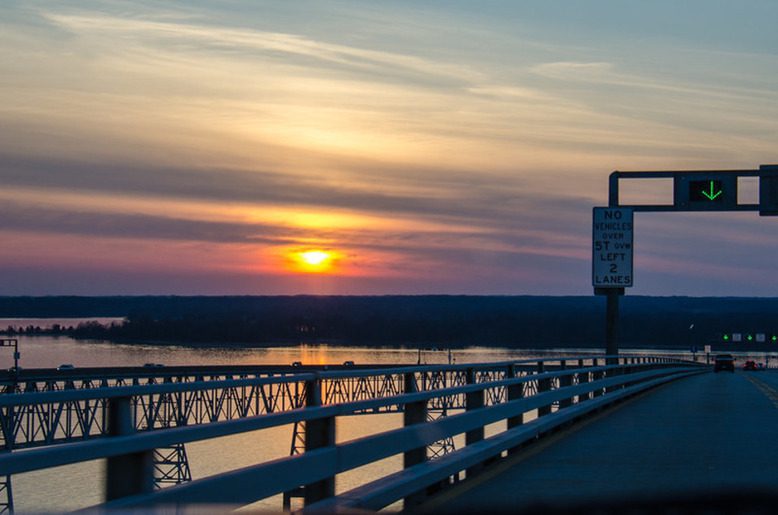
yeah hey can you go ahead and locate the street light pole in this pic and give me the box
[1,338,20,377]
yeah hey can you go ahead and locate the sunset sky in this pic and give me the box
[1,1,777,296]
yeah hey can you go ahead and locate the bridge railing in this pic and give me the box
[0,355,684,450]
[0,356,704,511]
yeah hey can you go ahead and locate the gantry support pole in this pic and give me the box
[602,172,623,364]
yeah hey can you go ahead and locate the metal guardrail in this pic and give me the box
[0,356,611,450]
[0,356,704,512]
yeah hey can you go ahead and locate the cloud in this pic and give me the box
[531,61,615,80]
[40,11,481,88]
[1,2,777,295]
[531,59,778,104]
[0,152,595,232]
[0,200,294,245]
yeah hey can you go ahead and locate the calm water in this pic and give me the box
[4,323,777,513]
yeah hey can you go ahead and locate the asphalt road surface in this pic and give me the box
[426,370,778,512]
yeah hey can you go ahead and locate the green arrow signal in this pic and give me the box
[701,180,722,201]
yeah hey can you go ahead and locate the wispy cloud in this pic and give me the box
[41,12,482,87]
[531,61,615,79]
[531,59,778,103]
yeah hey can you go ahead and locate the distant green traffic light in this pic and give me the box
[772,335,777,342]
[723,334,730,341]
[747,334,754,341]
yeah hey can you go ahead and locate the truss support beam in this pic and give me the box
[153,443,192,488]
[0,475,12,515]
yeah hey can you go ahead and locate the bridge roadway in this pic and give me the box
[427,370,778,512]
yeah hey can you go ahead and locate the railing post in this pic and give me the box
[537,362,551,417]
[606,357,622,393]
[105,396,154,501]
[403,372,428,508]
[403,372,427,467]
[465,368,484,444]
[591,358,603,398]
[506,364,523,428]
[303,377,335,506]
[506,364,524,455]
[465,368,484,478]
[577,359,589,402]
[559,361,572,409]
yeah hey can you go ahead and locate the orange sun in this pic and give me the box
[290,249,337,273]
[300,251,330,266]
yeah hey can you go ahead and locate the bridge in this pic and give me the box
[0,355,714,513]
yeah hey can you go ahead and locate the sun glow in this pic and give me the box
[301,251,330,266]
[290,249,337,273]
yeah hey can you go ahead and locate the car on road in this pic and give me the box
[714,354,735,372]
[56,364,75,371]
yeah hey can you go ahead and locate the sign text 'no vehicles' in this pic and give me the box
[592,207,634,288]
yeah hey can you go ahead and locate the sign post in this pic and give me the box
[592,208,633,360]
[594,164,777,357]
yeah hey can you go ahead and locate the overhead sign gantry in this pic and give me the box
[593,164,778,357]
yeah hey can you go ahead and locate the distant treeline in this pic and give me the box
[2,295,778,349]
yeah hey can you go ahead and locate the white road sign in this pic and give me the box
[592,207,634,288]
